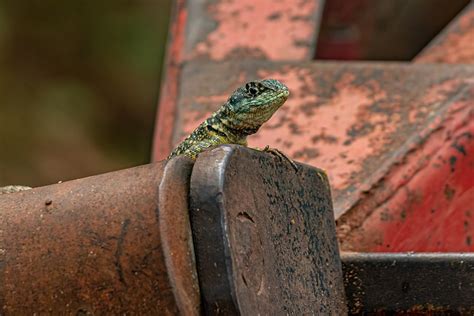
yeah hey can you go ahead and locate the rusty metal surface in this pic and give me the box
[158,157,201,315]
[334,3,474,252]
[152,0,187,162]
[189,145,346,315]
[338,98,474,252]
[337,21,474,253]
[168,61,474,221]
[185,0,324,61]
[152,0,325,161]
[415,2,474,63]
[342,252,474,315]
[0,158,200,315]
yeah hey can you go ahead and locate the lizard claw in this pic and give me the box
[259,146,298,172]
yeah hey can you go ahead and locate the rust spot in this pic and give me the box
[449,156,458,172]
[452,143,467,156]
[267,12,282,20]
[293,148,320,159]
[311,133,338,144]
[114,218,130,286]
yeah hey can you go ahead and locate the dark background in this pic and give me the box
[0,1,171,186]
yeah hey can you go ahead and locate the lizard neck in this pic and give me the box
[212,104,260,138]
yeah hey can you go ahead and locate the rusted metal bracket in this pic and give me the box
[0,145,347,314]
[0,157,200,315]
[189,145,347,315]
[342,252,474,315]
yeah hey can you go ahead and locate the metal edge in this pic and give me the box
[152,0,188,161]
[189,145,239,315]
[159,156,201,315]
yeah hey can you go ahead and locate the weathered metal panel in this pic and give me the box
[171,61,474,221]
[0,158,200,315]
[416,2,474,63]
[152,0,188,162]
[152,0,324,161]
[338,97,474,252]
[185,0,324,61]
[189,145,346,315]
[342,252,474,315]
[338,3,474,252]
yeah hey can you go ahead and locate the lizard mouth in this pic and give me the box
[267,89,289,105]
[247,89,289,124]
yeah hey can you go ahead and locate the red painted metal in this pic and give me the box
[415,2,474,64]
[152,1,474,254]
[152,0,324,161]
[337,3,474,252]
[152,0,187,161]
[338,92,474,252]
[337,2,474,252]
[170,61,474,221]
[186,0,324,61]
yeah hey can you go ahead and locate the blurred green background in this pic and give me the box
[0,1,171,187]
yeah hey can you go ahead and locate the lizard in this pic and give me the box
[168,78,297,169]
[0,79,294,194]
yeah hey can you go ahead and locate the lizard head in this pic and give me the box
[225,79,290,131]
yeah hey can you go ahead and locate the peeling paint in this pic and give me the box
[339,98,474,252]
[190,0,322,60]
[175,63,474,221]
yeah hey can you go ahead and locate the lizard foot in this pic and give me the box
[258,145,298,172]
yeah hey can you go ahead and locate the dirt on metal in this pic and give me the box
[189,145,347,315]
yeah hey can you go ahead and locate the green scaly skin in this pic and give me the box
[168,79,290,159]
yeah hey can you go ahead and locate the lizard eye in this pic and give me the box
[245,81,265,97]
